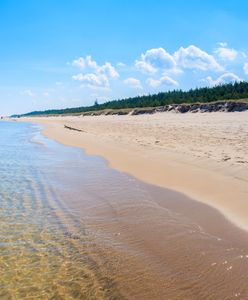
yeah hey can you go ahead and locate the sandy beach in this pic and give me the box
[22,111,248,231]
[3,1,248,298]
[10,111,248,299]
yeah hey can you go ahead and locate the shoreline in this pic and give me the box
[7,114,248,298]
[17,111,248,232]
[30,116,248,299]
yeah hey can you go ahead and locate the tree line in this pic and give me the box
[16,81,248,116]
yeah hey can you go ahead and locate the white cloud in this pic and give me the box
[85,55,98,69]
[243,63,248,75]
[204,72,242,86]
[135,47,176,73]
[72,73,109,89]
[146,78,161,88]
[73,55,98,69]
[72,55,119,90]
[123,77,142,89]
[160,75,179,86]
[20,89,35,97]
[135,60,157,74]
[174,45,222,71]
[97,62,119,78]
[71,46,244,95]
[72,57,85,68]
[215,47,237,61]
[147,75,179,88]
[136,45,223,75]
[72,55,119,78]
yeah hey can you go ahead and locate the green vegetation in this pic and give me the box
[15,82,248,117]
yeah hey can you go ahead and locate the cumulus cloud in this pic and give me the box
[71,45,244,93]
[243,63,248,75]
[85,55,98,69]
[72,55,118,77]
[73,55,98,69]
[135,47,176,73]
[72,55,119,89]
[72,73,109,89]
[135,60,157,74]
[147,75,179,88]
[215,47,238,61]
[160,75,179,86]
[72,57,85,68]
[123,77,142,89]
[136,45,224,75]
[174,45,222,71]
[97,62,119,78]
[204,72,242,86]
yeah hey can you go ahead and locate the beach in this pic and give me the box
[2,1,248,299]
[22,111,248,231]
[2,112,247,299]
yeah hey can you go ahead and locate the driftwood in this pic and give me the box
[64,125,84,132]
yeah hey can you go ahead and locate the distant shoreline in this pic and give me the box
[12,81,248,118]
[13,99,248,118]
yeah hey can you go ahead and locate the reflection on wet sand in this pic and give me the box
[63,177,248,300]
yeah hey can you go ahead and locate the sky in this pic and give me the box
[1,0,248,115]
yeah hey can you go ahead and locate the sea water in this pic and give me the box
[0,121,119,299]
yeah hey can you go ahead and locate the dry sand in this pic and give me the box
[21,111,248,231]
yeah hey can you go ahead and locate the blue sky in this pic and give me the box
[1,0,248,115]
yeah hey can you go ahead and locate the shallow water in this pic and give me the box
[0,121,120,299]
[1,121,248,300]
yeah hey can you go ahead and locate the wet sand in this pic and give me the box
[63,178,248,299]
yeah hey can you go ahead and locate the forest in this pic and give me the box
[16,81,248,116]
